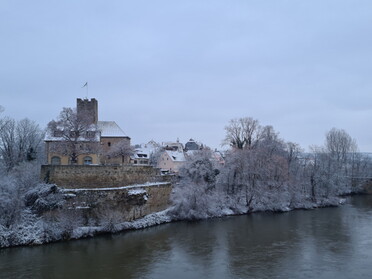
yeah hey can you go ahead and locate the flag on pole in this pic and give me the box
[82,82,88,88]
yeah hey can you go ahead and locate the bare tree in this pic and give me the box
[47,107,99,164]
[325,128,357,163]
[307,128,365,199]
[0,117,44,172]
[106,140,134,164]
[223,117,262,149]
[285,142,303,170]
[149,146,164,166]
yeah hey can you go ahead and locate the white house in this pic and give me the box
[157,150,187,173]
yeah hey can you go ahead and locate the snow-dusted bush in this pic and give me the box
[0,162,41,227]
[0,161,69,247]
[170,150,224,220]
[25,183,65,214]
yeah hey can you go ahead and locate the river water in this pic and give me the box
[1,195,372,279]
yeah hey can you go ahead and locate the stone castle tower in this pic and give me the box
[77,98,98,124]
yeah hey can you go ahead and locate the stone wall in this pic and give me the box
[363,180,372,194]
[40,165,173,224]
[41,165,167,189]
[61,183,172,223]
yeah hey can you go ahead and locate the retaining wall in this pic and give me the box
[41,165,167,188]
[40,165,173,224]
[61,183,172,223]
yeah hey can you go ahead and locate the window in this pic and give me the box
[70,131,79,137]
[108,142,111,147]
[83,156,93,165]
[86,131,96,138]
[51,156,61,165]
[53,130,63,137]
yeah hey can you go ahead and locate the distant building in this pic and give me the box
[157,149,186,173]
[211,150,225,166]
[45,98,130,165]
[162,140,184,152]
[156,138,216,173]
[184,138,202,151]
[131,141,160,165]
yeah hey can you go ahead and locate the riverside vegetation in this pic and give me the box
[1,115,371,248]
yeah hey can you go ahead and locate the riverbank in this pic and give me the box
[0,192,349,249]
[3,195,372,279]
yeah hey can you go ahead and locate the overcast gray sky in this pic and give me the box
[1,0,372,151]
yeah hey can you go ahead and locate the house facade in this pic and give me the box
[45,98,130,165]
[131,141,160,165]
[157,150,186,173]
[155,139,226,173]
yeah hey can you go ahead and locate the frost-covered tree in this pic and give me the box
[0,161,42,227]
[326,128,357,163]
[0,117,44,172]
[220,126,291,212]
[223,117,262,150]
[47,107,99,164]
[170,117,372,221]
[309,128,369,197]
[171,150,221,219]
[106,140,135,164]
[149,146,164,167]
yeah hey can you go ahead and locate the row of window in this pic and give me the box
[51,156,93,165]
[133,160,148,165]
[53,131,96,138]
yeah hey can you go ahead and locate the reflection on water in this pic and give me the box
[1,196,372,279]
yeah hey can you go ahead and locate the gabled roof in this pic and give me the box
[165,150,186,162]
[97,121,128,138]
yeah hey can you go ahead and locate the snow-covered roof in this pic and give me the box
[136,143,158,155]
[165,150,186,162]
[45,121,127,141]
[97,121,127,138]
[133,148,150,159]
[44,124,100,142]
[162,141,184,151]
[131,142,160,160]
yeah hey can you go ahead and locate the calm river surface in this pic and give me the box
[1,195,372,279]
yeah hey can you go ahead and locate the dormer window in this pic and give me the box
[53,130,63,137]
[86,131,96,138]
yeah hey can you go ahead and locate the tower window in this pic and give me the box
[51,156,61,165]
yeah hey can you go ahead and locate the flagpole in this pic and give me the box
[82,82,88,99]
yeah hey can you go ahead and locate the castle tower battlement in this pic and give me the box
[77,98,98,124]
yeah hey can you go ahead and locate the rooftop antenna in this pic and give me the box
[82,82,88,99]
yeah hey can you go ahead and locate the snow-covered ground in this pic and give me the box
[61,182,170,192]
